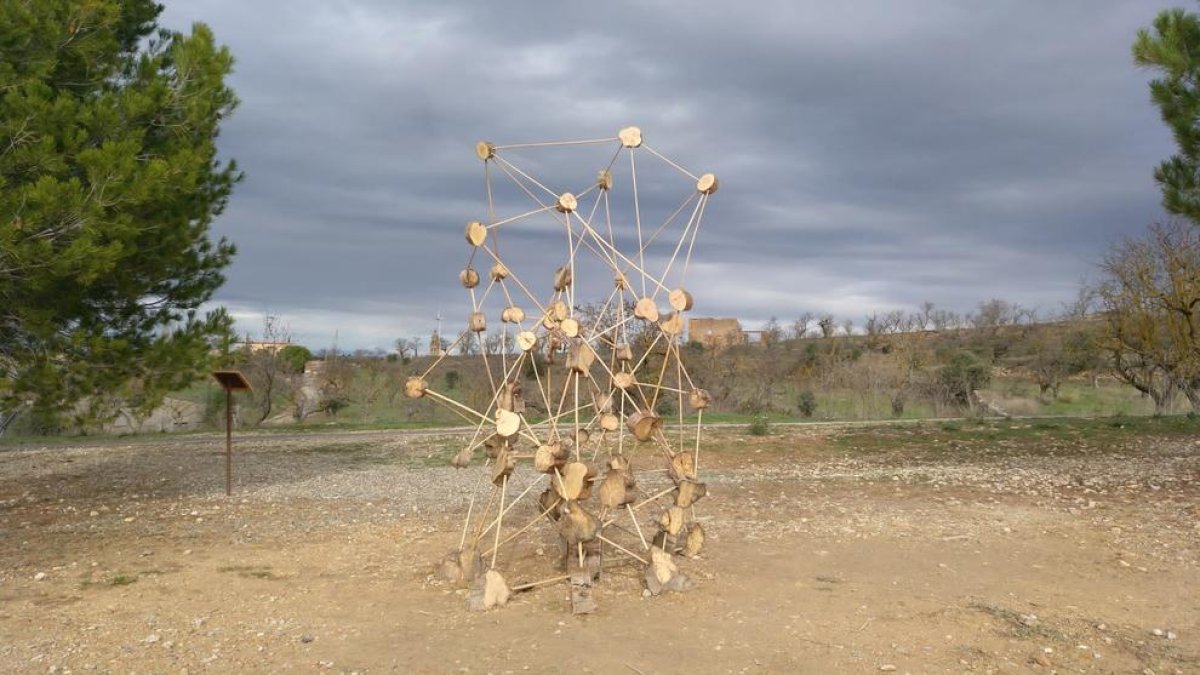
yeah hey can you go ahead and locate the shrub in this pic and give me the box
[940,351,991,406]
[748,414,770,436]
[797,390,818,418]
[278,345,313,374]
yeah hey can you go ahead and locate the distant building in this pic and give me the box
[429,330,444,357]
[687,317,745,348]
[237,339,291,354]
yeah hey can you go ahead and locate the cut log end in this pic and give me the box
[404,376,428,399]
[465,220,487,247]
[618,126,643,148]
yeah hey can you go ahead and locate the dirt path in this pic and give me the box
[0,427,1196,673]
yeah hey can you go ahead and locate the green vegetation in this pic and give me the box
[0,1,240,434]
[1135,7,1200,221]
[831,415,1200,454]
[218,565,276,580]
[747,415,770,436]
[797,390,817,418]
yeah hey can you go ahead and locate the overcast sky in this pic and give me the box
[160,1,1173,351]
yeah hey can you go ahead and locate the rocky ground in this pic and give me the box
[0,421,1197,674]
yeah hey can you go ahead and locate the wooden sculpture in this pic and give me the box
[409,127,717,613]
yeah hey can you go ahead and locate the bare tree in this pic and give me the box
[245,315,293,424]
[394,337,421,360]
[970,298,1033,332]
[1097,219,1200,412]
[790,312,814,340]
[929,308,961,331]
[484,332,504,356]
[817,314,836,338]
[911,301,936,331]
[761,317,783,347]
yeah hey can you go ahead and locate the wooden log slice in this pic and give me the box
[567,341,595,376]
[489,262,509,281]
[560,317,580,338]
[627,410,661,442]
[696,172,719,195]
[549,300,569,321]
[613,372,637,390]
[491,448,516,486]
[558,462,589,501]
[574,428,591,447]
[440,546,483,587]
[614,343,633,362]
[404,376,427,399]
[465,220,487,247]
[647,547,678,591]
[475,141,495,161]
[534,442,567,473]
[608,454,631,475]
[675,480,707,508]
[599,412,619,432]
[595,391,615,413]
[553,265,573,291]
[468,311,487,333]
[633,297,659,322]
[450,445,472,468]
[684,523,705,557]
[668,287,694,312]
[597,470,626,509]
[669,452,696,482]
[495,408,521,438]
[481,569,510,609]
[660,312,683,336]
[659,505,686,536]
[501,306,526,323]
[556,192,578,213]
[618,126,643,148]
[459,267,480,289]
[516,330,537,352]
[687,388,712,410]
[557,501,601,545]
[597,169,613,191]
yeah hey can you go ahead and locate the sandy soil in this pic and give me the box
[0,426,1196,674]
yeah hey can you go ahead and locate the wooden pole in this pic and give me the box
[225,387,233,497]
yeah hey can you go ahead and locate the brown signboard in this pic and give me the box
[212,370,252,392]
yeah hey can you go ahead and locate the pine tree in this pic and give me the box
[0,1,240,431]
[1134,6,1200,221]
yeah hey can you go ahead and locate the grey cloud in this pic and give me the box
[164,0,1172,348]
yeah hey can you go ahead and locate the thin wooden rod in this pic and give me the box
[597,534,648,565]
[627,503,650,551]
[490,474,508,569]
[495,137,616,150]
[487,204,554,229]
[511,574,572,592]
[632,485,676,511]
[493,155,559,199]
[483,495,560,556]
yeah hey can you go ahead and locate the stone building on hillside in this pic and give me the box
[688,317,745,348]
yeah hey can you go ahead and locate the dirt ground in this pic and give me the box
[0,422,1197,674]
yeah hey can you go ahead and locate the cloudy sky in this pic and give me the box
[160,1,1173,351]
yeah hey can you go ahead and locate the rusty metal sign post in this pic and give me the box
[211,370,252,496]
